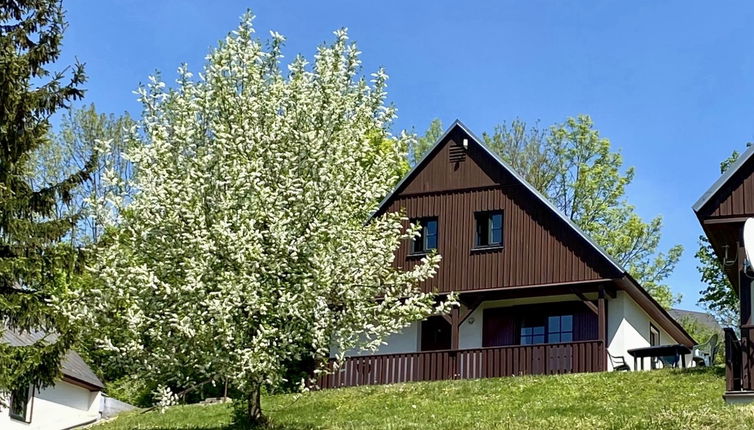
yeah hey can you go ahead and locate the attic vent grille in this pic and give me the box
[449,143,466,163]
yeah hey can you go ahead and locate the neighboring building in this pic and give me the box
[1,329,104,429]
[694,143,754,403]
[668,309,723,335]
[319,121,694,388]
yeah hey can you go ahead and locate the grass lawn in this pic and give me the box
[92,367,754,430]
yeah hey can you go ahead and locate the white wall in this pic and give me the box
[336,322,420,357]
[0,380,101,430]
[606,291,688,370]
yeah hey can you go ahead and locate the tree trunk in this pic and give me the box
[247,384,265,425]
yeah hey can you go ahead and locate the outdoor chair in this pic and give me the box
[692,333,719,367]
[608,351,631,371]
[658,354,680,368]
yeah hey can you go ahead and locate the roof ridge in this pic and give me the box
[373,120,626,275]
[693,143,754,213]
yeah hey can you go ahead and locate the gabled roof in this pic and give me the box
[693,144,754,213]
[2,327,104,391]
[375,120,624,273]
[374,120,695,346]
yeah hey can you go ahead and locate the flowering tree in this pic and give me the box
[62,13,447,424]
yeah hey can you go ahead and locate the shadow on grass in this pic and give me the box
[133,424,316,430]
[673,364,725,378]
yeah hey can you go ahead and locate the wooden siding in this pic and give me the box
[402,132,501,194]
[317,341,605,389]
[389,187,614,293]
[699,154,754,219]
[381,126,618,293]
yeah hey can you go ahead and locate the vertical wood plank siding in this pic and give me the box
[379,127,618,293]
[700,156,754,218]
[388,188,612,293]
[317,341,605,389]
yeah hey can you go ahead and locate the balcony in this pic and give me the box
[317,340,605,389]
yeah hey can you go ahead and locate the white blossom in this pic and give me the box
[62,11,450,402]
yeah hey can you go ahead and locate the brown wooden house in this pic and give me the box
[694,144,754,403]
[320,121,694,388]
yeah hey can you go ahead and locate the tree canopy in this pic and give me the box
[0,0,92,395]
[63,14,449,424]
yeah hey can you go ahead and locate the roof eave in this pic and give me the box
[693,144,754,214]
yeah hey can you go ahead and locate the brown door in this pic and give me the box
[483,308,516,347]
[420,316,451,351]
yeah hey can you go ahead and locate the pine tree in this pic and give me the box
[0,0,91,394]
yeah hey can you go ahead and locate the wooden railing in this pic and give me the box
[317,340,604,389]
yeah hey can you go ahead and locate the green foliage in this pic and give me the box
[0,0,91,393]
[417,116,682,307]
[30,104,137,245]
[696,149,743,325]
[408,118,443,166]
[482,119,553,191]
[106,376,158,408]
[676,315,723,365]
[91,368,750,430]
[696,235,737,326]
[25,104,138,384]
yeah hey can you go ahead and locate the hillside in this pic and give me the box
[93,367,754,430]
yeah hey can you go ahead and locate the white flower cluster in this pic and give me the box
[63,12,450,397]
[153,385,179,413]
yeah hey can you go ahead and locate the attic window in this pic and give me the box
[449,141,466,163]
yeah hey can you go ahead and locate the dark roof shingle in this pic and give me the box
[2,326,104,390]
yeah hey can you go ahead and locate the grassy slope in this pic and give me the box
[93,368,754,430]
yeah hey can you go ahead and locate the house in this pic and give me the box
[693,143,754,403]
[1,328,104,429]
[667,309,723,334]
[319,121,694,388]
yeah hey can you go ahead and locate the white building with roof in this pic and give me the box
[1,328,105,429]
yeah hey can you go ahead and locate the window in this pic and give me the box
[475,211,503,248]
[519,313,575,345]
[520,321,545,345]
[9,385,31,422]
[547,315,573,343]
[411,218,438,254]
[650,324,660,346]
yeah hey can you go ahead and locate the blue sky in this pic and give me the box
[59,1,754,311]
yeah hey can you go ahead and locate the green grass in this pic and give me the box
[93,367,754,430]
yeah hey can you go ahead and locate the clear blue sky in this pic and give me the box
[58,1,754,311]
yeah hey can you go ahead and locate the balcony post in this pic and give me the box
[598,287,607,371]
[450,306,460,350]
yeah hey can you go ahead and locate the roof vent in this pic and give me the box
[449,140,467,163]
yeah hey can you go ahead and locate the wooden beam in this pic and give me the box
[441,314,452,325]
[450,307,460,350]
[458,297,482,325]
[435,278,614,297]
[570,288,598,315]
[598,287,607,371]
[704,216,752,225]
[739,243,752,327]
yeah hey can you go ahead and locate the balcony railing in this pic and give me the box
[317,340,605,389]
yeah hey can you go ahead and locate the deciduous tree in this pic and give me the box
[63,14,448,424]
